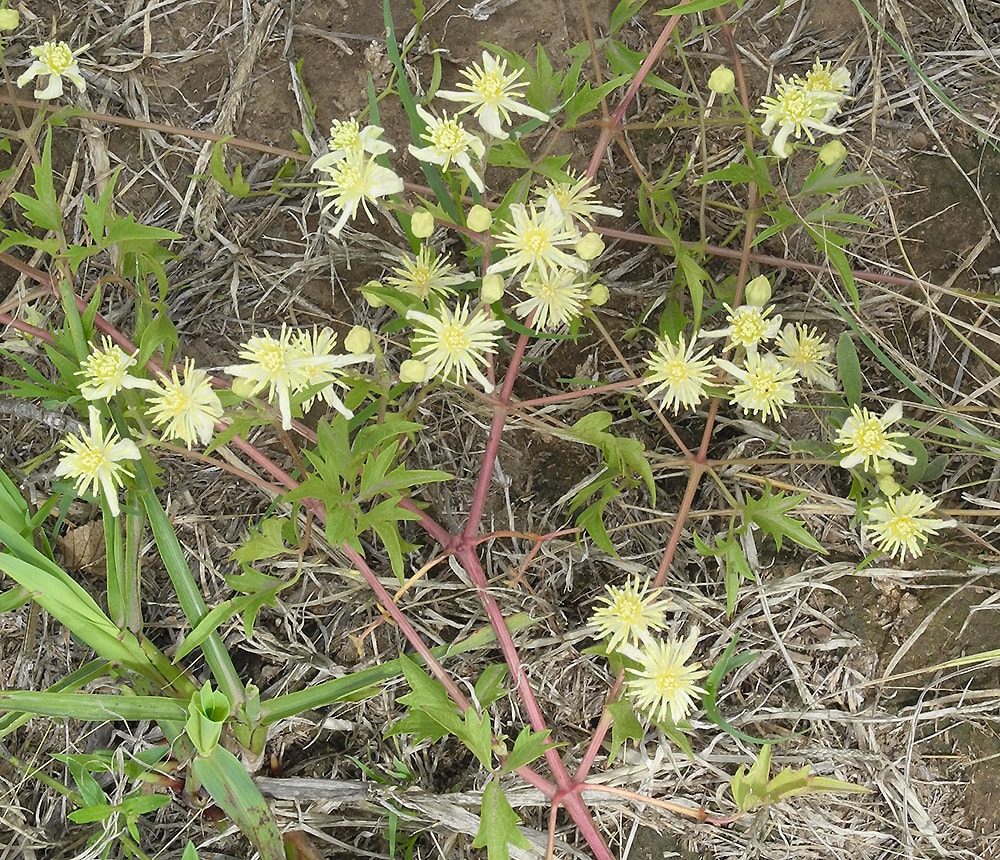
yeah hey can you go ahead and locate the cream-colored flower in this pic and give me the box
[835,402,916,473]
[623,629,708,725]
[490,198,586,279]
[701,303,782,354]
[802,59,851,112]
[147,360,223,449]
[436,50,549,138]
[757,76,844,158]
[292,326,372,415]
[226,326,309,429]
[17,41,88,100]
[54,406,140,517]
[867,491,955,561]
[77,337,156,401]
[408,105,485,192]
[386,244,473,301]
[532,173,622,231]
[590,577,670,652]
[776,323,835,389]
[514,267,587,331]
[716,353,798,421]
[315,150,404,238]
[644,334,714,414]
[313,119,394,168]
[407,301,503,392]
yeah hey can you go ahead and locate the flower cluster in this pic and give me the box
[56,327,373,515]
[757,58,851,158]
[590,578,707,725]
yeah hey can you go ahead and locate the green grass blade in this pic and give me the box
[0,692,187,722]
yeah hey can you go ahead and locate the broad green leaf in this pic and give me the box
[474,664,508,709]
[472,781,531,860]
[0,692,186,722]
[463,708,494,770]
[189,747,284,860]
[836,332,863,407]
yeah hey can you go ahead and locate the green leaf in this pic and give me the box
[463,708,494,770]
[474,664,508,709]
[189,747,284,860]
[657,0,732,15]
[231,517,293,563]
[693,531,753,616]
[11,129,61,232]
[501,727,556,774]
[606,698,644,763]
[836,332,862,407]
[210,136,252,198]
[388,655,464,742]
[742,484,826,555]
[562,76,631,128]
[0,691,187,722]
[472,781,531,860]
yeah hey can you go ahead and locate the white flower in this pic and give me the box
[436,50,549,138]
[226,326,310,429]
[292,326,372,416]
[514,267,587,331]
[643,334,714,414]
[622,629,708,725]
[532,173,622,231]
[701,303,782,355]
[490,198,586,279]
[314,150,404,238]
[17,41,88,100]
[590,577,671,652]
[757,75,845,158]
[776,323,836,389]
[386,244,473,301]
[408,105,485,192]
[313,119,394,169]
[867,491,955,561]
[802,59,851,119]
[54,406,140,517]
[77,337,156,401]
[147,360,223,449]
[835,402,916,473]
[716,352,798,422]
[407,301,503,392]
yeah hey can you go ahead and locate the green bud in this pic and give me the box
[744,274,772,307]
[411,209,435,239]
[818,139,848,166]
[186,681,231,758]
[361,280,386,308]
[878,475,902,497]
[230,377,257,399]
[345,325,371,354]
[467,204,493,233]
[481,272,505,304]
[575,232,605,261]
[0,9,19,30]
[589,283,609,306]
[708,65,735,95]
[399,359,428,384]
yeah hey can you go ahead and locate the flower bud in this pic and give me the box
[345,326,371,354]
[399,359,428,384]
[361,280,386,308]
[589,283,609,306]
[231,377,257,399]
[744,274,772,307]
[707,65,735,95]
[878,475,902,497]
[467,204,492,233]
[481,272,505,304]
[575,232,604,261]
[818,139,847,166]
[0,9,19,30]
[411,209,435,239]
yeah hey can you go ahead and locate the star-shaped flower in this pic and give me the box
[716,352,799,422]
[77,337,156,401]
[436,51,549,138]
[835,402,916,473]
[408,105,485,192]
[622,629,708,725]
[514,266,587,331]
[147,360,223,449]
[701,303,782,355]
[590,577,671,652]
[314,150,404,238]
[776,323,836,389]
[17,41,88,100]
[532,173,622,231]
[644,334,715,414]
[490,198,586,279]
[757,75,845,158]
[386,244,473,301]
[54,406,141,517]
[407,301,503,392]
[867,491,955,561]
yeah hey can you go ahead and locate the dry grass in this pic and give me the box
[0,0,999,858]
